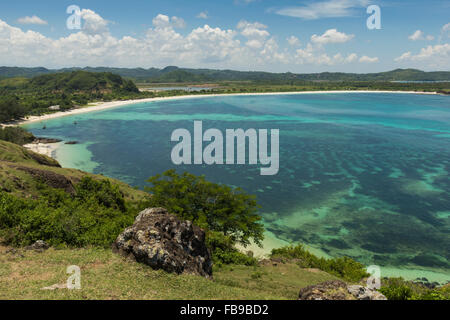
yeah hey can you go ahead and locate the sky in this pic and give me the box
[0,0,449,73]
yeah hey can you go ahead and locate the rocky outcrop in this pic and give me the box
[298,280,387,300]
[347,285,387,300]
[113,208,212,278]
[15,166,75,194]
[25,240,49,252]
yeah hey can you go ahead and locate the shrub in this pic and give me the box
[0,127,35,145]
[379,277,449,300]
[207,231,257,266]
[271,244,369,282]
[0,177,138,247]
[145,170,264,265]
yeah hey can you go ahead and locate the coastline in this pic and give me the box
[23,141,64,158]
[8,90,440,126]
[14,90,450,284]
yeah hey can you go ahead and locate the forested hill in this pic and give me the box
[1,66,449,83]
[0,71,140,122]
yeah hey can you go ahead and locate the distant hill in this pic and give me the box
[1,66,449,83]
[27,71,139,93]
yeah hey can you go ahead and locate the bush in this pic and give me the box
[0,177,138,247]
[0,126,35,145]
[207,231,257,266]
[379,277,449,300]
[145,170,264,265]
[271,244,369,282]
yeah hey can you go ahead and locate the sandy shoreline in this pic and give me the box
[23,141,63,158]
[5,90,440,126]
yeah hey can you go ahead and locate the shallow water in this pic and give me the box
[24,93,450,282]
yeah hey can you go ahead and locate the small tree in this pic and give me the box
[145,170,264,248]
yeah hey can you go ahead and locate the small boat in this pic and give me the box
[42,125,46,130]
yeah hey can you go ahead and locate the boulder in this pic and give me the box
[113,208,212,278]
[25,240,49,252]
[298,280,352,300]
[347,285,387,300]
[298,280,387,300]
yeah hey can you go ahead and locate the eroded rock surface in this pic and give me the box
[113,208,212,278]
[298,280,387,300]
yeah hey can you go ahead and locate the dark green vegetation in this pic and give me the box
[0,71,140,122]
[1,66,450,82]
[270,244,369,282]
[1,68,449,123]
[0,126,35,145]
[145,170,264,266]
[0,177,140,247]
[379,277,450,300]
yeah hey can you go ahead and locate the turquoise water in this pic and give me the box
[24,93,450,282]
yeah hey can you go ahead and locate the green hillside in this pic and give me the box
[0,140,147,202]
[0,71,141,123]
[1,66,449,83]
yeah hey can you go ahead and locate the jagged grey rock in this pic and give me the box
[113,208,212,278]
[25,240,49,252]
[298,280,387,300]
[347,285,387,300]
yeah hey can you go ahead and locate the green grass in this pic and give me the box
[0,140,148,202]
[0,245,338,300]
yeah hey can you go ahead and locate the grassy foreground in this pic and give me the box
[0,245,338,300]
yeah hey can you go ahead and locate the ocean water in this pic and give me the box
[23,93,450,282]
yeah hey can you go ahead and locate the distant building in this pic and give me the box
[48,105,60,111]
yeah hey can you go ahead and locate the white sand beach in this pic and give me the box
[23,141,63,158]
[10,90,439,126]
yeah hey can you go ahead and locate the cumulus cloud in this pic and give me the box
[359,55,378,63]
[151,14,185,29]
[276,0,370,20]
[237,20,270,38]
[197,11,209,19]
[311,29,354,45]
[80,9,109,35]
[345,53,358,63]
[294,43,360,66]
[0,10,379,70]
[408,30,434,41]
[287,35,300,46]
[442,23,450,38]
[395,44,450,68]
[17,15,48,25]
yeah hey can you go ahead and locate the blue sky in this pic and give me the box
[0,0,448,72]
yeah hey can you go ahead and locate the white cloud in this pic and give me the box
[408,30,434,41]
[442,23,450,38]
[17,15,48,25]
[0,10,382,71]
[80,9,109,35]
[395,52,412,61]
[395,44,450,68]
[151,14,185,29]
[287,35,300,46]
[359,55,378,63]
[197,11,209,19]
[276,0,370,20]
[311,29,354,45]
[345,53,358,63]
[294,43,360,66]
[237,20,269,38]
